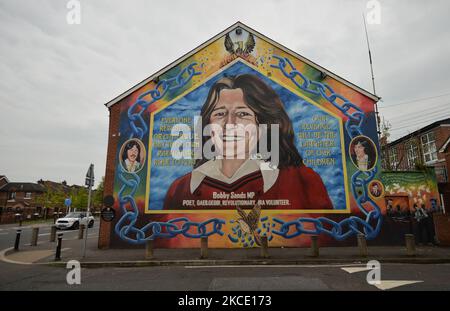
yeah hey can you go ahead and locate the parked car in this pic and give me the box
[55,212,94,230]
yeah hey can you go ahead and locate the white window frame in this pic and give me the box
[389,147,398,170]
[406,140,419,169]
[421,131,437,164]
[435,166,448,183]
[25,192,32,199]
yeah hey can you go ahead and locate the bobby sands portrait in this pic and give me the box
[163,74,333,211]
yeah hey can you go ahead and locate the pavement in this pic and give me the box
[1,222,450,267]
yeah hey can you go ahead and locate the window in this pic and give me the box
[421,132,437,163]
[388,147,398,170]
[8,192,16,200]
[406,140,419,169]
[435,166,448,183]
[25,192,32,199]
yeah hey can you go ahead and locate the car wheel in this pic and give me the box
[88,220,94,228]
[72,221,79,230]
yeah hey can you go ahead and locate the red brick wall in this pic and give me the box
[434,214,450,246]
[436,126,450,211]
[98,103,121,249]
[435,126,450,162]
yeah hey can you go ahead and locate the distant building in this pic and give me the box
[0,176,46,224]
[381,117,450,211]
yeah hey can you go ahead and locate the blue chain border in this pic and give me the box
[267,55,382,240]
[115,63,226,244]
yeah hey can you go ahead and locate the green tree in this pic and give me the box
[93,176,105,210]
[71,187,88,211]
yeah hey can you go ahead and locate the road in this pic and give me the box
[0,220,99,250]
[1,222,450,291]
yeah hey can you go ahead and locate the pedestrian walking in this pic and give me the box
[414,204,433,245]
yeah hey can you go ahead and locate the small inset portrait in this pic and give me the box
[120,139,146,173]
[368,180,384,199]
[349,135,377,171]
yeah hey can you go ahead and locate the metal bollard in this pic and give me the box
[405,234,416,256]
[310,235,319,257]
[31,227,39,246]
[145,240,154,259]
[260,236,269,259]
[55,233,63,261]
[200,237,208,259]
[78,224,85,240]
[14,229,22,251]
[357,234,368,257]
[50,225,57,242]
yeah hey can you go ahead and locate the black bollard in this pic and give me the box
[14,229,22,251]
[55,233,63,261]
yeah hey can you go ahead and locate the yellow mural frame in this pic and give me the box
[145,58,350,214]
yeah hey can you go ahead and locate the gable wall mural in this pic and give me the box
[102,24,387,248]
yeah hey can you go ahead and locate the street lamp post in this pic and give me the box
[82,164,94,258]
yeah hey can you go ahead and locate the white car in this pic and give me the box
[55,212,94,230]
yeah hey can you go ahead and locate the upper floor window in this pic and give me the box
[25,192,32,199]
[421,132,437,163]
[435,166,448,183]
[406,140,419,169]
[388,147,398,170]
[8,192,16,200]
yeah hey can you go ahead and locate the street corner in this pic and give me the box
[0,246,71,265]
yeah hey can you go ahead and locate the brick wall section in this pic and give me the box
[436,125,450,162]
[434,214,450,246]
[98,103,121,249]
[436,126,450,211]
[439,151,450,213]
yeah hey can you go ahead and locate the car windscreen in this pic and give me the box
[65,213,81,218]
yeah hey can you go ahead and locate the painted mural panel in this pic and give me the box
[110,24,382,248]
[382,170,442,215]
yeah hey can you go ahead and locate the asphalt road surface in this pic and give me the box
[1,260,449,290]
[1,222,449,291]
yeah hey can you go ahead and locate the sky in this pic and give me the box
[0,0,449,187]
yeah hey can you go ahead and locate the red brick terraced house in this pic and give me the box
[0,176,46,224]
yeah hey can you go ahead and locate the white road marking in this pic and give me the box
[341,266,424,290]
[374,280,423,290]
[341,267,372,273]
[185,263,368,269]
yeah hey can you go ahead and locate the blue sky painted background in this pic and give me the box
[148,61,346,210]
